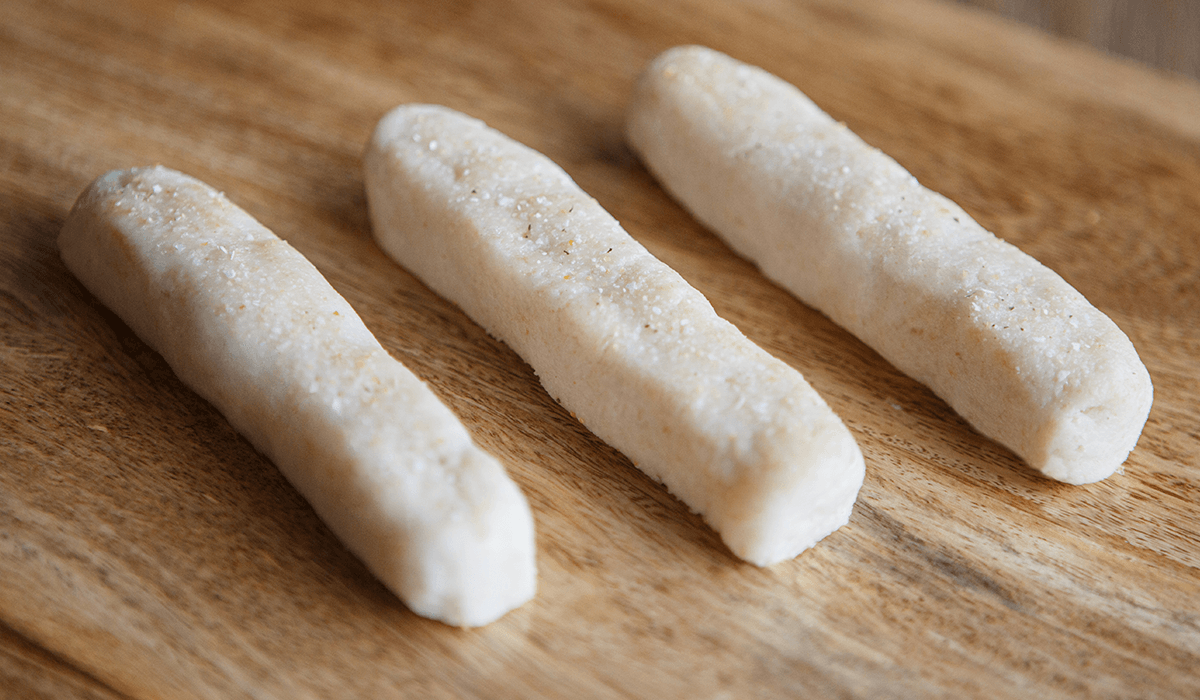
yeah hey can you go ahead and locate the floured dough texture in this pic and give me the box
[59,166,535,627]
[365,104,865,566]
[626,45,1153,484]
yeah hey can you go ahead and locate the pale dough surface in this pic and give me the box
[58,166,536,627]
[365,105,865,566]
[626,45,1154,484]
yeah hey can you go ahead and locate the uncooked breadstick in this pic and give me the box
[364,104,864,566]
[58,166,535,627]
[626,45,1153,484]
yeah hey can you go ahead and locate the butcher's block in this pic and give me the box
[2,0,1197,697]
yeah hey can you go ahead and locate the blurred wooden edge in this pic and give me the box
[960,0,1200,79]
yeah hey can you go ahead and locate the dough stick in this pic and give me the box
[59,166,535,627]
[365,105,864,566]
[626,45,1153,484]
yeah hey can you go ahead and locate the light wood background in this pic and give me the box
[2,0,1198,698]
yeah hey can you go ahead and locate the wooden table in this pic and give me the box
[2,0,1197,697]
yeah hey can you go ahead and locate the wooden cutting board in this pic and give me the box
[2,0,1198,697]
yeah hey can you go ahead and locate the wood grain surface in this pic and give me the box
[2,0,1198,697]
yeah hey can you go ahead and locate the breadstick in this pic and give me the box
[58,166,535,627]
[364,104,864,566]
[626,45,1153,484]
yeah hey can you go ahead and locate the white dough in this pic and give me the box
[365,105,865,566]
[59,166,536,627]
[626,45,1154,484]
